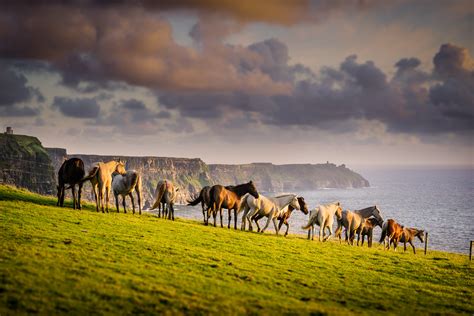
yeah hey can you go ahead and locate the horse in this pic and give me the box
[379,219,405,250]
[187,186,212,224]
[151,180,178,220]
[335,206,383,245]
[112,170,142,215]
[356,217,382,247]
[399,227,425,254]
[208,181,259,229]
[56,158,85,210]
[302,202,343,241]
[250,196,309,236]
[79,160,126,213]
[240,194,301,235]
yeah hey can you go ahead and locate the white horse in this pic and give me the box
[302,202,343,241]
[240,194,300,235]
[112,170,142,215]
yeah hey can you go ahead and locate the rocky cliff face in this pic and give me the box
[209,162,369,193]
[0,133,370,206]
[0,134,55,195]
[45,150,213,205]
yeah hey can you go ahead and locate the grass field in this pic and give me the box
[0,185,472,315]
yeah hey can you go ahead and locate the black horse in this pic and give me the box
[57,158,85,209]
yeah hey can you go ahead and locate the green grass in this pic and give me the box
[0,185,472,315]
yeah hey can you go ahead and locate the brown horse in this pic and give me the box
[356,217,382,247]
[399,227,425,254]
[251,196,309,236]
[379,219,404,250]
[57,158,85,209]
[187,186,212,224]
[209,181,259,229]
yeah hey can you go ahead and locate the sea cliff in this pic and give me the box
[0,134,370,205]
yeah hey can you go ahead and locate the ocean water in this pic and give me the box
[170,168,474,254]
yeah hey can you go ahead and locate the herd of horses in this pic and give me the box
[57,158,425,254]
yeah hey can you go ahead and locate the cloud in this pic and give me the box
[0,62,44,107]
[52,97,100,118]
[0,1,377,25]
[159,43,474,136]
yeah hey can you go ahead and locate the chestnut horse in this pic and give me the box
[379,219,404,250]
[209,181,259,229]
[399,227,425,254]
[57,158,85,210]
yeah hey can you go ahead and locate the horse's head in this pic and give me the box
[247,181,259,199]
[334,202,343,220]
[416,229,425,243]
[115,161,126,175]
[372,205,384,226]
[289,196,300,210]
[297,196,309,215]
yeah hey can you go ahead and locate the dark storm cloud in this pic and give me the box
[52,96,100,118]
[0,106,40,117]
[0,63,44,107]
[0,1,376,25]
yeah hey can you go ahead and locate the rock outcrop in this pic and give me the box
[209,162,369,193]
[0,134,55,195]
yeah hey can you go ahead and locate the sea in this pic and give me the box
[170,167,474,254]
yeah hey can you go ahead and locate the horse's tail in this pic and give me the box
[301,209,318,230]
[151,182,166,210]
[379,221,388,244]
[187,192,203,206]
[66,166,98,189]
[130,172,140,191]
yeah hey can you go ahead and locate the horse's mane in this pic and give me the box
[228,182,253,196]
[275,193,296,198]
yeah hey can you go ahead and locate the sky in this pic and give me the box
[0,0,473,167]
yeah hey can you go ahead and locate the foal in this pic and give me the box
[399,227,425,254]
[356,217,382,247]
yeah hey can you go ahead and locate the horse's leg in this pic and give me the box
[234,208,238,230]
[361,234,365,246]
[253,214,262,232]
[202,201,207,224]
[319,224,324,242]
[170,203,175,221]
[278,218,284,234]
[105,186,110,213]
[78,183,83,210]
[92,184,99,212]
[136,189,141,215]
[227,208,232,229]
[312,225,315,241]
[71,185,76,209]
[404,241,407,252]
[272,217,279,235]
[129,193,135,214]
[307,225,311,240]
[261,210,274,234]
[325,225,333,242]
[410,241,416,254]
[284,221,290,237]
[115,193,120,213]
[122,195,127,213]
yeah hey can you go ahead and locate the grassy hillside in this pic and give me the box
[0,185,472,315]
